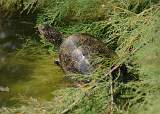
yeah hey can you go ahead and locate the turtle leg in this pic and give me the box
[54,58,60,66]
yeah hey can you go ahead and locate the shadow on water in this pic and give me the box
[0,15,69,107]
[0,59,34,84]
[0,13,36,81]
[0,14,36,75]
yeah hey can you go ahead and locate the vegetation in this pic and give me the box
[0,0,160,114]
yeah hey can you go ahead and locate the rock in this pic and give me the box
[0,86,10,92]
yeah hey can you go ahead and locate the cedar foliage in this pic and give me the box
[0,0,160,114]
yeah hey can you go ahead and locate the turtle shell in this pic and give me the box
[59,33,117,74]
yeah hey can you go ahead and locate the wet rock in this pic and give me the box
[0,86,10,92]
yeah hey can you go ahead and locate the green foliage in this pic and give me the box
[37,1,160,113]
[0,0,39,20]
[128,11,160,114]
[0,0,160,114]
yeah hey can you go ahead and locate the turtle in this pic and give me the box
[38,24,118,74]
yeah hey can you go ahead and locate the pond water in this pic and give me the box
[0,18,69,106]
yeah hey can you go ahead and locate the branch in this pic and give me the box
[61,94,85,114]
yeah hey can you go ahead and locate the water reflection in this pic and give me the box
[0,32,6,39]
[0,17,34,81]
[0,17,35,52]
[0,18,68,106]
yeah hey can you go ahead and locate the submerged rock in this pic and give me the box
[0,86,9,92]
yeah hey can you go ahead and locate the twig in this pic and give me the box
[61,94,85,114]
[61,99,79,114]
[108,73,114,114]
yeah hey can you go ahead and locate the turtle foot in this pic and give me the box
[54,58,60,66]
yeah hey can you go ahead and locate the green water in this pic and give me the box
[0,18,69,106]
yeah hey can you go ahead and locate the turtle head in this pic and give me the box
[38,24,63,48]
